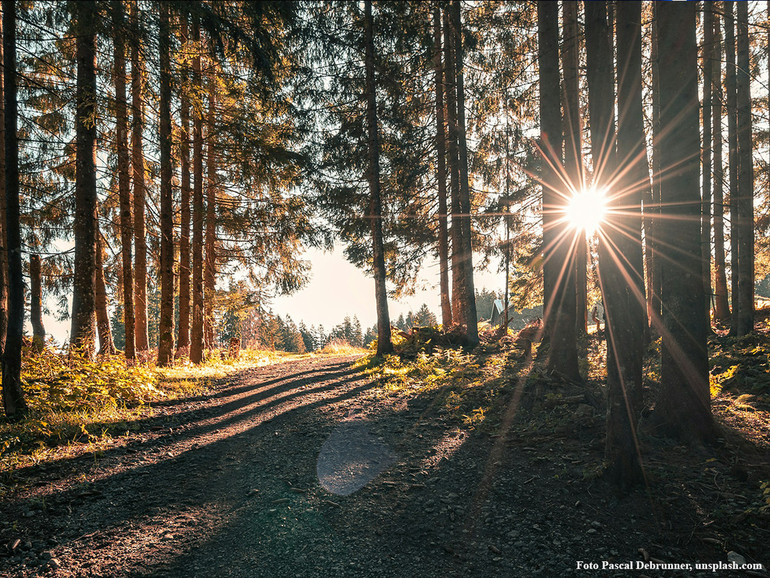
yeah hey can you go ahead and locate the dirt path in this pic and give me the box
[1,355,766,577]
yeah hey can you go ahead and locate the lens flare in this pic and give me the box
[566,186,608,235]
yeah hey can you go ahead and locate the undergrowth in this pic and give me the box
[0,347,297,474]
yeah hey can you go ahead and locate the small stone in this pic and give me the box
[591,520,602,529]
[587,528,597,535]
[41,551,53,560]
[23,510,37,518]
[161,533,174,541]
[727,551,746,565]
[49,558,61,569]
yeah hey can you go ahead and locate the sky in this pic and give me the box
[38,244,504,346]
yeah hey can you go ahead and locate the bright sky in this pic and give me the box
[272,244,501,331]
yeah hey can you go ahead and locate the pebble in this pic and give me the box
[587,528,597,535]
[49,558,61,569]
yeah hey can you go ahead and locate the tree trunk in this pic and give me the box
[1,0,25,418]
[451,0,478,345]
[0,10,7,359]
[648,2,663,329]
[131,0,149,352]
[702,3,713,330]
[190,16,205,364]
[443,5,464,328]
[540,0,578,379]
[602,0,647,486]
[204,66,217,349]
[655,1,712,441]
[157,1,175,366]
[177,15,191,356]
[94,232,116,355]
[734,1,754,336]
[725,2,739,335]
[712,5,730,324]
[364,0,392,356]
[433,5,452,329]
[30,255,45,350]
[562,0,587,335]
[70,0,98,357]
[113,0,134,361]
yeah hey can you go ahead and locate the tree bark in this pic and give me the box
[30,255,45,350]
[702,3,713,330]
[433,5,452,329]
[364,0,392,356]
[0,10,7,358]
[190,16,205,364]
[562,0,587,335]
[734,1,754,336]
[113,0,134,361]
[648,2,663,329]
[712,4,730,324]
[177,15,191,356]
[655,1,712,441]
[131,0,149,352]
[540,0,578,380]
[443,5,464,328]
[601,0,647,486]
[157,1,175,366]
[94,231,116,355]
[70,0,98,357]
[1,0,25,418]
[451,0,478,345]
[725,2,739,334]
[204,65,217,349]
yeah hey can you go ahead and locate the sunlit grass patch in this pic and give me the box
[317,338,367,356]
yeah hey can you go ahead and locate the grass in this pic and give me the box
[0,346,306,478]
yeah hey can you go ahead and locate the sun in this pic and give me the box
[565,186,608,235]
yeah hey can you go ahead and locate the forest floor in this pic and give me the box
[0,338,769,577]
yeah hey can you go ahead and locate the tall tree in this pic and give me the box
[712,4,731,325]
[190,15,205,364]
[702,3,714,330]
[364,0,392,356]
[648,2,663,328]
[131,0,149,352]
[204,64,217,349]
[433,5,452,328]
[451,0,478,345]
[177,15,191,355]
[734,1,754,336]
[601,0,647,485]
[724,2,739,333]
[562,0,587,335]
[0,6,7,359]
[157,0,175,366]
[655,1,711,440]
[1,0,26,417]
[539,0,578,379]
[70,0,98,357]
[113,0,135,360]
[443,4,464,327]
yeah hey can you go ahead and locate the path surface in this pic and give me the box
[0,355,764,577]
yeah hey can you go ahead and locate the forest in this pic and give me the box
[0,1,769,576]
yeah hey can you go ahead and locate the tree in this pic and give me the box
[539,0,578,380]
[450,0,479,345]
[364,0,393,356]
[561,0,587,335]
[30,255,45,349]
[190,15,205,364]
[600,0,647,486]
[702,3,713,329]
[433,5,452,328]
[131,0,149,353]
[156,0,175,366]
[1,0,26,417]
[0,4,6,360]
[113,0,135,360]
[725,2,739,333]
[70,0,98,357]
[177,15,191,356]
[94,232,116,354]
[733,1,754,336]
[204,63,217,349]
[655,1,711,440]
[711,4,731,325]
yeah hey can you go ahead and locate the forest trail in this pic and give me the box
[1,354,766,577]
